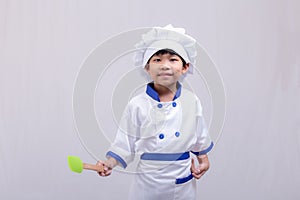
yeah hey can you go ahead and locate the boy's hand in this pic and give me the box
[96,160,113,177]
[96,157,118,177]
[190,155,210,179]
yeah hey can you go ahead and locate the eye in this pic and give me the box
[170,58,179,62]
[152,58,161,62]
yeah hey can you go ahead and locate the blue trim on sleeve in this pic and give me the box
[191,142,214,156]
[175,173,193,184]
[106,151,127,168]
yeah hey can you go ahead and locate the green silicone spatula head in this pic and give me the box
[68,156,83,173]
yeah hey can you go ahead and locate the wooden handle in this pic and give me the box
[83,163,104,172]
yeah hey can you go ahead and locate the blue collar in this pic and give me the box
[146,82,182,102]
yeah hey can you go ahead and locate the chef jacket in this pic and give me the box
[106,82,213,200]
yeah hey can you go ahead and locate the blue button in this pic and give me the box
[175,132,180,137]
[159,133,164,139]
[157,103,163,108]
[172,102,177,107]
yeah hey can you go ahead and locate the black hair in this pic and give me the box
[147,48,187,66]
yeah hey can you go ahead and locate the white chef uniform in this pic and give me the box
[106,82,213,200]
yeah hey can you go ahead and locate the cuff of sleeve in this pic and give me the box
[106,151,127,168]
[191,142,214,156]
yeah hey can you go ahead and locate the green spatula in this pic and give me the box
[68,155,104,173]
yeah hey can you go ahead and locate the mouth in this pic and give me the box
[158,72,173,76]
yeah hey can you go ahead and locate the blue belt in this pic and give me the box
[140,152,190,161]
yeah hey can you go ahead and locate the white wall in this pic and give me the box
[0,0,299,199]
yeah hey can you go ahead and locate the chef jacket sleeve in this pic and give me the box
[191,98,214,156]
[106,102,139,168]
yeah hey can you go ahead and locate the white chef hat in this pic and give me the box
[134,24,197,74]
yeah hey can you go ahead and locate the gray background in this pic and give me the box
[0,0,299,199]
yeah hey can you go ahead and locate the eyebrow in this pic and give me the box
[153,54,179,57]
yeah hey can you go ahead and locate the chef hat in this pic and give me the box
[134,24,197,74]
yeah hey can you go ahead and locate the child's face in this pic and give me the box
[145,53,189,90]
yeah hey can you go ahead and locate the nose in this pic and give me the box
[161,65,170,70]
[160,60,171,70]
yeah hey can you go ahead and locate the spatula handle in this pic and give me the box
[83,163,104,172]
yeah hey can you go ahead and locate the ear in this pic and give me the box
[182,63,190,74]
[144,64,150,72]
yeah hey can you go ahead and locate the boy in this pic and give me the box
[97,25,213,200]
